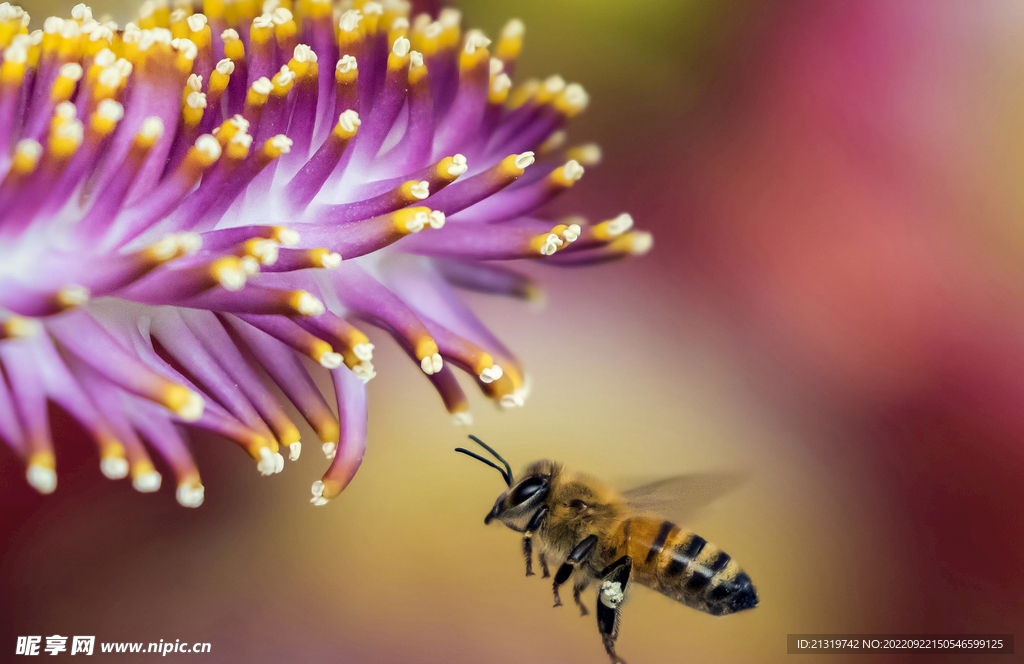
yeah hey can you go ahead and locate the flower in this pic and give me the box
[0,0,651,507]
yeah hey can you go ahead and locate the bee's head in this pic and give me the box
[455,437,553,532]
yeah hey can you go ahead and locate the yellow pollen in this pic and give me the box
[1,315,42,339]
[392,206,433,234]
[11,139,42,173]
[208,254,245,286]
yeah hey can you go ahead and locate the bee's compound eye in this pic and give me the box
[511,477,546,505]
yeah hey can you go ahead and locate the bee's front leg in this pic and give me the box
[553,535,598,608]
[521,506,548,577]
[596,556,632,664]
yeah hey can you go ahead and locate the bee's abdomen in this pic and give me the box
[615,518,759,616]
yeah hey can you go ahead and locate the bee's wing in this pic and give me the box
[622,473,746,524]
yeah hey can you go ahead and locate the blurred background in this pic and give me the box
[3,0,1024,662]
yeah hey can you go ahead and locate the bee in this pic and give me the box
[456,436,759,664]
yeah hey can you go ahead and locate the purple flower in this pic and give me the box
[0,0,651,507]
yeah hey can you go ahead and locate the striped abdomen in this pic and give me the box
[612,517,758,616]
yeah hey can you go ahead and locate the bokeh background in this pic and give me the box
[3,0,1024,662]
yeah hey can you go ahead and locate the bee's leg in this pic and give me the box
[573,577,591,616]
[522,506,548,577]
[596,556,632,664]
[538,552,551,578]
[552,534,598,608]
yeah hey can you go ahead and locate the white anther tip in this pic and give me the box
[176,483,205,507]
[133,470,162,493]
[420,352,443,375]
[339,9,361,32]
[631,231,654,255]
[310,480,328,505]
[447,154,468,177]
[27,465,57,494]
[277,227,300,246]
[392,36,411,57]
[100,456,129,479]
[289,442,302,461]
[563,160,584,181]
[257,448,277,476]
[322,443,337,460]
[608,213,634,236]
[337,54,357,73]
[319,251,342,269]
[503,18,525,38]
[252,77,273,95]
[319,351,344,369]
[177,391,205,422]
[195,133,222,160]
[479,365,503,383]
[338,109,360,133]
[140,116,165,140]
[514,151,535,169]
[296,291,325,316]
[353,361,376,383]
[410,180,429,200]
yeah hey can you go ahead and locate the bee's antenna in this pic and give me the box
[467,435,513,484]
[455,435,513,486]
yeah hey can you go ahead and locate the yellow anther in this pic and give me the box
[308,247,342,268]
[436,154,468,181]
[497,152,534,179]
[496,18,524,62]
[333,109,360,139]
[261,134,292,161]
[592,214,634,241]
[222,29,244,59]
[271,66,295,96]
[246,77,271,106]
[414,337,439,362]
[225,133,252,160]
[11,139,42,174]
[508,78,539,110]
[549,160,584,188]
[1,315,41,339]
[48,121,84,159]
[392,206,433,235]
[608,231,654,256]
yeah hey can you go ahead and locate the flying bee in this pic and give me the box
[456,436,760,664]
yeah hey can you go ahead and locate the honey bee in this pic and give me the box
[456,436,759,664]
